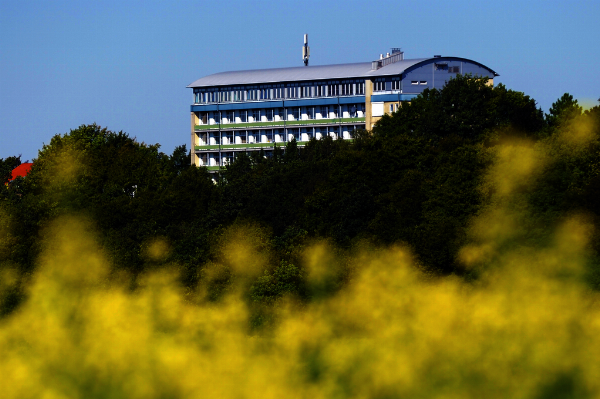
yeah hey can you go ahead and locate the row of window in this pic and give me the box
[193,81,366,104]
[373,77,402,92]
[197,125,364,149]
[196,105,365,125]
[434,63,461,73]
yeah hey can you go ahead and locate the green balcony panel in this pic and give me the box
[195,139,353,152]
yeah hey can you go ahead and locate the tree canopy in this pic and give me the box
[2,84,600,315]
[373,74,544,141]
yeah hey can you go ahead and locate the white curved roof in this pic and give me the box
[187,57,497,88]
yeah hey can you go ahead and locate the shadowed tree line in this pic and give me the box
[1,75,599,315]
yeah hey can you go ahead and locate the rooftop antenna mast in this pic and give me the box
[302,34,310,66]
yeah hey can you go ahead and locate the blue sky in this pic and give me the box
[1,0,599,161]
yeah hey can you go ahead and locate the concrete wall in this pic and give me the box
[365,79,373,129]
[191,112,200,166]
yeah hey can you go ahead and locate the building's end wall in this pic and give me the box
[403,59,495,94]
[191,112,200,166]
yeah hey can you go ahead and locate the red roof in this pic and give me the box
[10,163,33,181]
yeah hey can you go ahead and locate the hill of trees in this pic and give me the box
[2,75,600,398]
[1,75,600,313]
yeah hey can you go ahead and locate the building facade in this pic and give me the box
[188,50,498,169]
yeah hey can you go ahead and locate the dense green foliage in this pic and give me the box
[2,76,600,316]
[373,75,544,140]
[0,156,22,185]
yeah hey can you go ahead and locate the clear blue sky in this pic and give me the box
[1,0,599,161]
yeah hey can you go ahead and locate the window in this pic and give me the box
[357,82,365,95]
[329,127,339,139]
[301,127,311,141]
[277,108,284,121]
[222,132,233,145]
[198,133,207,145]
[288,128,300,142]
[239,110,247,123]
[341,82,352,96]
[435,63,448,71]
[420,81,427,85]
[266,109,274,121]
[292,108,300,120]
[320,106,328,119]
[411,81,418,85]
[331,106,338,118]
[349,105,357,118]
[307,107,315,119]
[222,152,234,166]
[328,83,338,96]
[391,80,401,90]
[449,66,460,73]
[275,128,285,142]
[374,80,386,91]
[252,110,260,122]
[226,111,234,123]
[213,112,220,123]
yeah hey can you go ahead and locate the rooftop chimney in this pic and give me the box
[371,48,404,70]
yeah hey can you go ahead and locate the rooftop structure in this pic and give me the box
[188,50,498,171]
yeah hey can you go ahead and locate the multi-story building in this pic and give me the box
[188,49,497,169]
